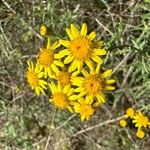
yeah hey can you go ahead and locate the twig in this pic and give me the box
[111,52,131,76]
[54,114,77,132]
[2,0,16,14]
[55,115,125,146]
[95,18,113,36]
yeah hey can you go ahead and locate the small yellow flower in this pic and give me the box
[71,64,115,103]
[40,25,48,36]
[136,129,145,139]
[49,82,74,112]
[74,96,94,121]
[125,107,135,118]
[132,112,150,129]
[56,70,71,87]
[56,23,106,72]
[37,37,64,78]
[26,61,47,96]
[119,119,127,127]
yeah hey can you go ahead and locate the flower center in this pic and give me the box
[79,104,94,118]
[38,49,54,67]
[53,93,69,109]
[70,37,92,60]
[57,71,71,87]
[84,74,103,95]
[26,71,39,86]
[138,116,149,126]
[126,108,134,118]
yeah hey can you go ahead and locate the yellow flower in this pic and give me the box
[37,37,64,78]
[73,96,94,121]
[49,82,74,112]
[56,23,106,72]
[136,129,145,139]
[119,119,127,127]
[125,107,135,118]
[71,64,115,103]
[132,112,150,129]
[40,25,48,36]
[26,61,47,96]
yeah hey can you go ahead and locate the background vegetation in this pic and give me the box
[0,0,150,149]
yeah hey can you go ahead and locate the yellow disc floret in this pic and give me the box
[125,107,135,118]
[57,71,71,87]
[38,48,54,67]
[40,25,47,36]
[84,74,103,95]
[136,130,145,138]
[119,119,127,127]
[53,93,68,109]
[70,37,92,60]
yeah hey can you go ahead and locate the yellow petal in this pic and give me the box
[66,28,74,40]
[88,31,96,41]
[69,95,79,100]
[69,60,78,72]
[105,79,116,84]
[35,87,40,96]
[95,63,101,74]
[94,48,106,55]
[76,60,83,72]
[59,40,70,47]
[81,115,86,121]
[105,86,115,91]
[91,55,103,64]
[71,77,84,86]
[85,96,93,104]
[81,69,89,77]
[101,69,112,79]
[51,64,59,75]
[96,93,106,103]
[51,41,60,49]
[53,60,64,67]
[63,85,71,94]
[54,49,70,59]
[67,106,73,113]
[70,24,79,38]
[64,55,73,64]
[38,72,44,78]
[80,23,87,36]
[86,59,94,71]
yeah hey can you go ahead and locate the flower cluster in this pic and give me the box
[26,23,115,121]
[119,107,150,138]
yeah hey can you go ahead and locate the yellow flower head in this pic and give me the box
[37,37,64,78]
[71,64,115,103]
[57,23,106,72]
[136,129,145,139]
[119,119,127,127]
[40,25,48,36]
[74,96,94,121]
[26,61,47,96]
[125,107,135,118]
[132,111,150,129]
[49,82,74,112]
